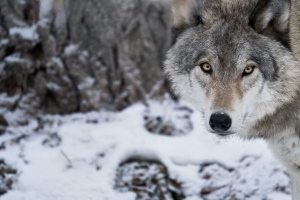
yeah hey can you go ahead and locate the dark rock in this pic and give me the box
[0,115,8,135]
[0,159,18,196]
[115,158,184,200]
[42,133,62,148]
[0,115,8,127]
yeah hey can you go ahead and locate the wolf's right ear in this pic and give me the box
[169,0,200,44]
[170,0,194,27]
[250,0,291,48]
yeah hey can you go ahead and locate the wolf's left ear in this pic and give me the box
[250,0,291,48]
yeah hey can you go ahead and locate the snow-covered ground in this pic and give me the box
[0,99,292,200]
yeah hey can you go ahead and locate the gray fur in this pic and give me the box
[165,0,300,198]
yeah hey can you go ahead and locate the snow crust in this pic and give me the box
[64,44,79,56]
[39,0,54,18]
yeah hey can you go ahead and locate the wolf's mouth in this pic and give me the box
[208,130,235,137]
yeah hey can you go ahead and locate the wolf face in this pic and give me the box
[165,0,300,138]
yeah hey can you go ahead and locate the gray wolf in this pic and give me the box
[164,0,300,198]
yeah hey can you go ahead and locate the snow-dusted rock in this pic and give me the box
[0,160,17,196]
[115,159,184,200]
[144,98,193,136]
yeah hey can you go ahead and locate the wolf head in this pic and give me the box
[165,0,300,138]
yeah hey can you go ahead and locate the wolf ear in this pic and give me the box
[170,0,195,27]
[169,0,201,44]
[250,0,291,48]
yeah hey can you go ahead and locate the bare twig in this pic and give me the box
[60,149,73,168]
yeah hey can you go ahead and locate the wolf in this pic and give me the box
[164,0,300,198]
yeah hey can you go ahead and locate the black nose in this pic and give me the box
[209,112,232,132]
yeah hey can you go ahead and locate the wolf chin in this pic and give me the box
[165,0,300,198]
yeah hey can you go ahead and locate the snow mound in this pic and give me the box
[0,100,292,200]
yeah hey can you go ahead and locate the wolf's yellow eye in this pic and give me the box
[243,66,255,76]
[200,63,212,74]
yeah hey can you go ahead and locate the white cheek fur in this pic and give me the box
[188,69,209,111]
[170,69,208,112]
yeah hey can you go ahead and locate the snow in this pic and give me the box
[4,55,23,63]
[46,82,61,91]
[9,26,39,40]
[0,101,292,200]
[0,39,9,47]
[0,93,20,114]
[4,54,32,71]
[78,77,95,90]
[39,0,53,18]
[64,44,79,55]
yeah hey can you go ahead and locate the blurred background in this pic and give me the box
[0,0,292,199]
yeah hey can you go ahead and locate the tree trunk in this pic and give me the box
[0,0,171,116]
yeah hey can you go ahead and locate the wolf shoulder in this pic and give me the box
[290,0,300,61]
[266,129,300,175]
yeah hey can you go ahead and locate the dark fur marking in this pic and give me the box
[295,124,300,137]
[264,21,291,49]
[192,14,203,27]
[180,51,207,74]
[258,80,265,94]
[171,27,187,46]
[188,73,193,89]
[248,49,278,81]
[194,52,209,65]
[249,0,273,29]
[268,54,279,81]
